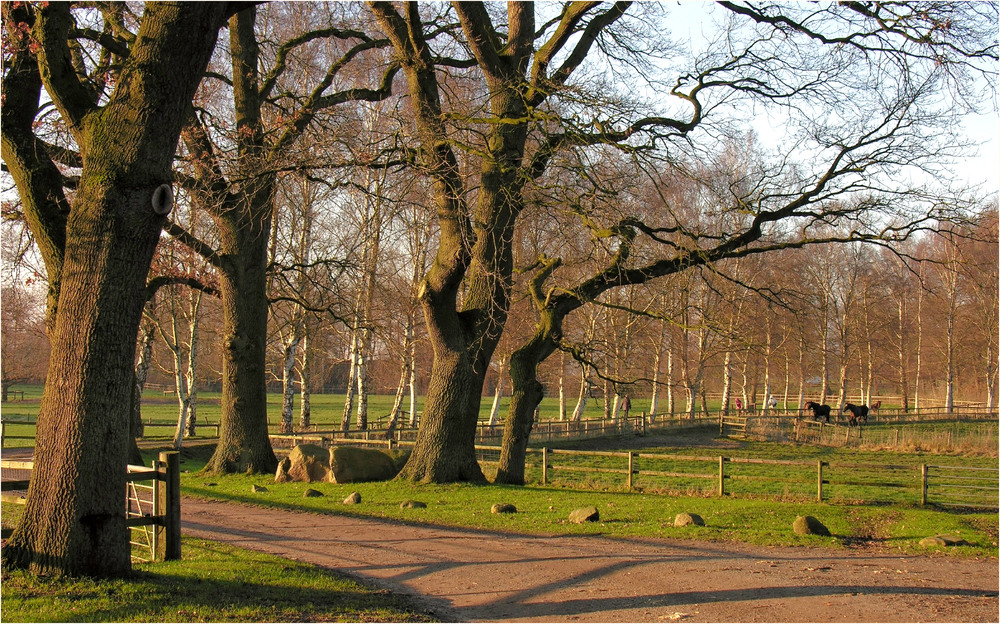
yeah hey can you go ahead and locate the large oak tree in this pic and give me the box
[1,2,239,576]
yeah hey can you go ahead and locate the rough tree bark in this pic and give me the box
[1,1,233,576]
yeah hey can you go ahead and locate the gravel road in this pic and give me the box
[182,498,998,622]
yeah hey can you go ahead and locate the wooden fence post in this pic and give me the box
[158,451,181,561]
[542,448,548,485]
[920,464,928,506]
[816,460,824,502]
[151,457,160,558]
[627,452,634,490]
[1,420,5,448]
[718,456,725,496]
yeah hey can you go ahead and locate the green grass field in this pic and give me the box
[0,536,435,623]
[163,441,997,559]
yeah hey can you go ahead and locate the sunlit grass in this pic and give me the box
[172,443,998,559]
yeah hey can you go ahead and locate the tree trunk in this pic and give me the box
[721,350,732,417]
[341,325,360,433]
[820,291,830,404]
[280,324,303,434]
[557,351,567,422]
[762,328,773,415]
[666,348,675,416]
[356,341,370,430]
[3,2,230,577]
[914,270,924,411]
[603,379,613,420]
[204,9,277,476]
[384,338,411,439]
[496,337,553,485]
[204,219,277,474]
[11,200,158,576]
[133,321,155,440]
[836,358,849,414]
[409,324,419,427]
[571,365,588,421]
[299,330,311,429]
[897,298,910,412]
[944,265,957,414]
[487,357,505,428]
[650,318,666,420]
[396,349,485,482]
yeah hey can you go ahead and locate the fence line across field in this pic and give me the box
[3,404,995,449]
[262,430,998,510]
[479,446,998,510]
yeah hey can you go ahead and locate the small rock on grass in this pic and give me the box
[793,515,829,536]
[491,503,517,514]
[303,488,324,498]
[251,484,269,493]
[674,512,705,527]
[400,500,427,509]
[343,492,362,505]
[569,506,600,523]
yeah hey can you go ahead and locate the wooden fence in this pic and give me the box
[470,445,998,509]
[0,451,181,562]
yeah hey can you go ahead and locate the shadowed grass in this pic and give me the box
[0,537,436,623]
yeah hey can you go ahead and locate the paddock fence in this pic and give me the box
[469,445,999,510]
[0,452,181,562]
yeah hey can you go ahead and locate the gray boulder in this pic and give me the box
[793,515,830,536]
[303,488,324,498]
[674,512,705,527]
[251,484,269,493]
[343,491,362,505]
[275,444,402,484]
[492,503,517,514]
[400,500,427,509]
[569,506,600,523]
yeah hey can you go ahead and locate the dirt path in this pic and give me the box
[182,498,998,622]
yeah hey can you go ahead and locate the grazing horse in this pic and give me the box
[843,403,869,426]
[805,401,831,423]
[870,400,881,414]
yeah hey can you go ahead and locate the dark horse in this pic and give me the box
[805,401,831,423]
[843,403,869,426]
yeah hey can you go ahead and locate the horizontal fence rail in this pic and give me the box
[470,445,999,510]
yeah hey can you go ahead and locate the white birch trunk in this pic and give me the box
[132,321,156,438]
[280,323,303,434]
[571,366,587,422]
[488,357,505,427]
[299,330,311,429]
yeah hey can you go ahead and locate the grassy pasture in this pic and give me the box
[530,429,998,505]
[165,444,998,558]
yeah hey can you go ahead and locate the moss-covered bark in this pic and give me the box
[1,2,233,577]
